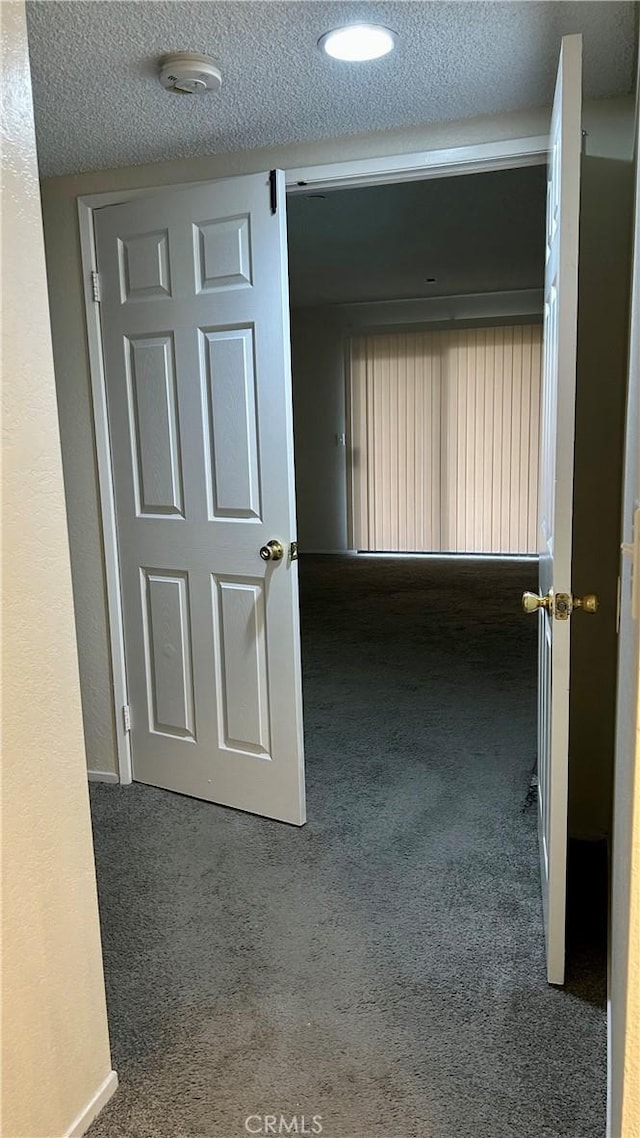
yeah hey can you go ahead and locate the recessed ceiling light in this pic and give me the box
[318,24,396,62]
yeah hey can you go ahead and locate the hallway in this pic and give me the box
[88,556,606,1138]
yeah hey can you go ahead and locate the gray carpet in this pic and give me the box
[88,555,606,1138]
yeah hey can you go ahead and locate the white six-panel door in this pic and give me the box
[537,35,582,984]
[94,172,306,824]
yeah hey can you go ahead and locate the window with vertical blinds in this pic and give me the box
[349,324,542,554]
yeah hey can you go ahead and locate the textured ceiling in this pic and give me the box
[287,165,546,306]
[26,1,636,179]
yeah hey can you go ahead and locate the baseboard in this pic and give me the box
[65,1070,118,1137]
[87,770,120,784]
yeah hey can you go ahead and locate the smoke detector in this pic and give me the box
[159,52,222,95]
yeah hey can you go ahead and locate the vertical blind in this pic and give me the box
[349,324,542,554]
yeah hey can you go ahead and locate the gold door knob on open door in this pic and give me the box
[260,540,284,562]
[573,594,599,613]
[522,590,599,617]
[522,591,552,614]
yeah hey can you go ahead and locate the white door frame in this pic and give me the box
[607,74,640,1138]
[77,133,548,785]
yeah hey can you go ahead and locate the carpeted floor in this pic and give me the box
[88,556,606,1138]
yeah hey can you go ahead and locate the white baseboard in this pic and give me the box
[87,770,120,784]
[65,1070,118,1137]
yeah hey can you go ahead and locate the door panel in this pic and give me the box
[125,334,183,517]
[118,228,172,301]
[194,215,252,291]
[537,34,582,983]
[95,172,305,824]
[200,326,261,518]
[142,569,195,739]
[213,576,270,755]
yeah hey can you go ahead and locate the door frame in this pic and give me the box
[77,133,548,785]
[607,69,640,1138]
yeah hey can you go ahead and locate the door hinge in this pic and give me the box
[122,704,131,733]
[621,505,640,621]
[269,169,278,215]
[91,269,101,303]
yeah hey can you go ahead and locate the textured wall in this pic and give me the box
[623,698,640,1135]
[40,97,634,777]
[1,3,114,1135]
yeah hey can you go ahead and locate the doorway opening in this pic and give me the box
[286,168,546,559]
[281,162,607,1130]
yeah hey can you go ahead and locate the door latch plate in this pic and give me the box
[554,592,572,620]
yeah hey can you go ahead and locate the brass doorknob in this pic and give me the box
[259,539,284,562]
[573,594,599,613]
[522,590,599,617]
[522,591,551,614]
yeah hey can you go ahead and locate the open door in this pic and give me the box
[522,34,583,984]
[94,171,305,825]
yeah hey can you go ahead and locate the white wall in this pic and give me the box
[39,96,634,777]
[1,4,115,1135]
